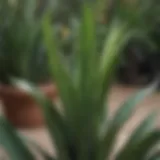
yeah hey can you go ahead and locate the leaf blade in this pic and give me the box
[42,10,78,113]
[0,116,35,160]
[116,112,158,160]
[99,83,158,160]
[13,79,70,160]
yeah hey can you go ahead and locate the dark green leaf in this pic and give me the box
[42,10,78,114]
[147,151,160,160]
[115,112,158,160]
[0,116,35,160]
[77,3,97,87]
[131,130,160,160]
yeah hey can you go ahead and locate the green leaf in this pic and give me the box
[95,21,131,124]
[99,21,129,93]
[74,2,97,126]
[114,130,160,160]
[72,4,100,160]
[147,151,160,160]
[42,10,78,114]
[77,3,97,88]
[24,0,37,23]
[0,116,35,160]
[99,82,158,160]
[12,79,71,160]
[131,130,160,160]
[20,136,56,160]
[115,112,158,160]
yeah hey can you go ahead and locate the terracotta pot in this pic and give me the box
[0,83,57,129]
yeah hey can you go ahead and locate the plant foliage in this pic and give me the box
[0,1,160,160]
[0,0,50,84]
[43,0,160,85]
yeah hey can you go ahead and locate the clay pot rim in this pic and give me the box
[0,82,57,98]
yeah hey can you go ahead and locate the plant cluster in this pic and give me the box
[0,0,50,84]
[0,1,159,160]
[43,0,160,85]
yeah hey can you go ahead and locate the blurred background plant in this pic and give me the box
[1,0,159,86]
[0,0,50,84]
[38,0,160,86]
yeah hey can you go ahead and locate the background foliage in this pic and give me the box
[0,0,50,84]
[41,0,160,85]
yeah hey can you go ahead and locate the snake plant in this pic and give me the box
[0,1,160,160]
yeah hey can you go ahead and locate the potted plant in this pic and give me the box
[0,0,57,128]
[0,1,160,159]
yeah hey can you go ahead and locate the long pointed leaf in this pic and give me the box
[20,135,56,160]
[99,82,158,160]
[42,11,78,113]
[0,116,35,160]
[95,21,131,127]
[77,3,97,87]
[115,112,158,160]
[131,130,160,160]
[99,21,130,101]
[13,79,70,160]
[73,4,99,160]
[115,130,160,160]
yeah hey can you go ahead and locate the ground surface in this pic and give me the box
[0,85,160,159]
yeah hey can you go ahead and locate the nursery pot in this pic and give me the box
[0,83,57,128]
